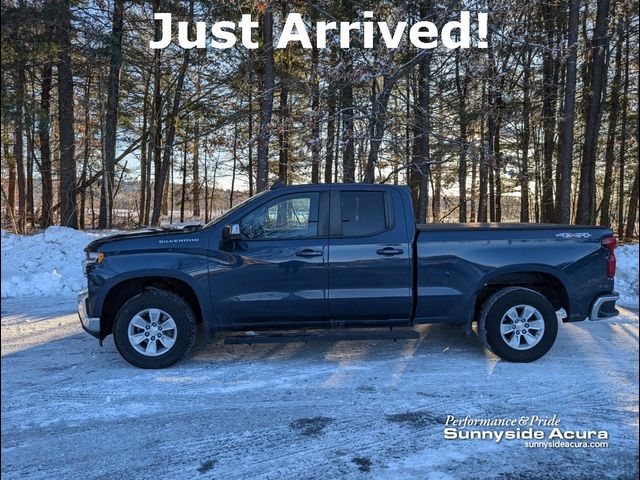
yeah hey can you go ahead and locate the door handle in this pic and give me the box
[376,247,404,256]
[296,249,323,257]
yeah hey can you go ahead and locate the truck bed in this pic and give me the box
[413,222,614,325]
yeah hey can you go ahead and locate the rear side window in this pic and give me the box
[340,191,386,236]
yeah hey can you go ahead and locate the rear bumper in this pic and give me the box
[589,292,619,321]
[78,289,100,338]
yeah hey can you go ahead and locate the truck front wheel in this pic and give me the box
[113,290,197,369]
[479,287,558,363]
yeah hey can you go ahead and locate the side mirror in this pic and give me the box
[222,224,241,241]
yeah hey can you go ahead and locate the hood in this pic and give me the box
[85,224,203,251]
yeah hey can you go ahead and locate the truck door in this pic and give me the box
[327,189,412,322]
[212,191,329,325]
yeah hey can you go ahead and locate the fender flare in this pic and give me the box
[465,264,572,333]
[94,269,215,331]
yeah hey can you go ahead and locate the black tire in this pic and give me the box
[113,289,197,369]
[479,287,558,363]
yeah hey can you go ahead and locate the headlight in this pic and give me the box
[83,251,104,274]
[87,252,104,263]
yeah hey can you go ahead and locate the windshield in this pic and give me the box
[203,191,269,229]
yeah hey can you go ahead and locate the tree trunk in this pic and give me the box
[487,94,496,222]
[624,76,639,239]
[470,158,477,222]
[341,77,355,183]
[38,61,54,227]
[477,82,488,222]
[247,65,254,196]
[79,72,92,229]
[180,141,187,223]
[576,0,609,224]
[521,45,532,222]
[57,0,78,228]
[555,0,580,224]
[310,44,321,184]
[455,51,468,222]
[333,113,340,183]
[99,0,124,229]
[416,52,430,222]
[625,165,639,239]
[26,108,35,227]
[494,103,502,222]
[13,52,26,233]
[230,122,237,207]
[203,141,209,222]
[278,81,289,183]
[541,2,558,223]
[486,39,498,223]
[432,164,441,222]
[192,71,201,217]
[139,71,150,226]
[324,85,336,184]
[256,5,274,192]
[599,17,624,227]
[151,0,193,225]
[147,29,162,226]
[192,128,200,217]
[616,15,629,237]
[3,126,16,224]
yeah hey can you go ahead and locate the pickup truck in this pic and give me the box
[79,183,619,368]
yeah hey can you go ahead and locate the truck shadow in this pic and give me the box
[190,323,489,366]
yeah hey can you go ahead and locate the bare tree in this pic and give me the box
[256,4,274,192]
[99,0,124,229]
[555,0,580,224]
[151,0,193,225]
[576,0,609,224]
[56,0,78,228]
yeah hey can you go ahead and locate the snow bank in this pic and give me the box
[1,227,113,299]
[1,228,638,308]
[616,243,639,308]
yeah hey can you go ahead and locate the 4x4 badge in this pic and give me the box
[556,232,592,239]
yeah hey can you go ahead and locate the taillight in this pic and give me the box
[602,236,617,278]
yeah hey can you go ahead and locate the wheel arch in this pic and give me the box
[468,266,571,329]
[97,275,205,340]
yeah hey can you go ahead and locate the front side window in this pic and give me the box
[340,191,386,236]
[239,193,319,239]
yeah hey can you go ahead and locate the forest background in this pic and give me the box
[1,0,638,239]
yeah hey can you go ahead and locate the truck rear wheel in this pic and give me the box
[479,287,558,363]
[113,290,197,369]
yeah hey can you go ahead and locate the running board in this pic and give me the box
[224,329,421,345]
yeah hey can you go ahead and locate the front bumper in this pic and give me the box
[589,292,619,321]
[78,289,100,338]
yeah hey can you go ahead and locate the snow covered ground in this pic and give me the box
[1,297,638,479]
[0,227,114,298]
[1,227,639,308]
[616,243,639,308]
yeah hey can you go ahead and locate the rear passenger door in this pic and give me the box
[327,189,412,322]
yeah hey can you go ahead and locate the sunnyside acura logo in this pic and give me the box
[158,238,200,244]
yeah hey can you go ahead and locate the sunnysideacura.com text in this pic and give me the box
[443,415,609,449]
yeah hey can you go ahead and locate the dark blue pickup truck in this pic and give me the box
[79,183,619,368]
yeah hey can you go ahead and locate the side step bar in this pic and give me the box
[224,329,421,345]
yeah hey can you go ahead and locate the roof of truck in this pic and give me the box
[270,182,405,191]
